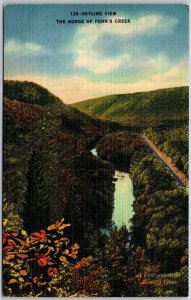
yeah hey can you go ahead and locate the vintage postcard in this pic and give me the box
[3,4,189,297]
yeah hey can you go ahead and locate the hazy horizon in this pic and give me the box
[4,4,189,103]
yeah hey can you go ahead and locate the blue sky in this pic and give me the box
[4,4,189,103]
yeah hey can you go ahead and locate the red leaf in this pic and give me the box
[38,258,47,267]
[32,232,42,238]
[8,239,16,246]
[37,256,50,267]
[47,267,57,277]
[3,231,10,238]
[40,230,46,235]
[3,245,14,253]
[27,257,37,262]
[11,233,18,237]
[33,277,38,283]
[31,230,46,240]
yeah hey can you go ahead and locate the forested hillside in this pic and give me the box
[95,129,188,296]
[3,80,115,246]
[3,81,188,297]
[73,86,188,126]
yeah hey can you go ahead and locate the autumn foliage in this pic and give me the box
[3,219,109,297]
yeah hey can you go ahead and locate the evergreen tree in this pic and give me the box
[24,150,50,233]
[65,180,81,242]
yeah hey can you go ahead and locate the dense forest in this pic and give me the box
[3,80,188,297]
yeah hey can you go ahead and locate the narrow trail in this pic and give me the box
[142,133,189,187]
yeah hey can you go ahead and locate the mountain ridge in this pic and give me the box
[72,86,189,125]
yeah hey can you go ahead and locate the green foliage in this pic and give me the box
[145,188,188,271]
[97,226,163,297]
[23,151,50,233]
[130,152,177,247]
[146,125,188,175]
[64,180,82,243]
[130,140,188,274]
[73,86,188,126]
[4,80,62,106]
[3,198,23,232]
[3,145,29,213]
[71,155,115,229]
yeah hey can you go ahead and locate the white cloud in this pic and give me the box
[5,39,44,56]
[5,60,188,103]
[75,53,129,74]
[73,14,178,74]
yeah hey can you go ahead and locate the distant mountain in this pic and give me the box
[73,86,189,125]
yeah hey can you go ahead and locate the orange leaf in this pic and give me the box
[70,243,80,250]
[62,249,69,255]
[47,219,70,231]
[19,249,29,253]
[5,254,15,261]
[57,218,65,227]
[8,279,17,284]
[59,256,68,263]
[43,249,51,257]
[68,253,78,259]
[60,238,70,245]
[47,223,59,231]
[75,256,93,269]
[20,270,27,276]
[16,253,28,259]
[58,223,71,230]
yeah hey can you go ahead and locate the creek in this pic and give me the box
[90,148,134,230]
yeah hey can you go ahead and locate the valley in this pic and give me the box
[3,80,188,297]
